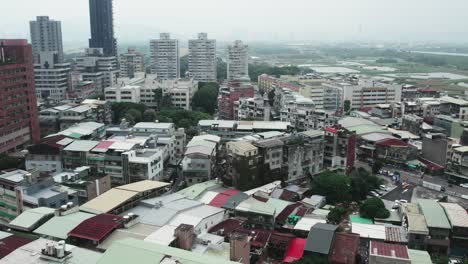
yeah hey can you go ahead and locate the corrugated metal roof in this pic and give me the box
[80,189,138,214]
[97,238,239,264]
[117,180,169,193]
[408,249,432,264]
[439,202,468,228]
[266,198,292,217]
[8,207,55,231]
[370,241,409,259]
[34,212,94,240]
[293,217,326,232]
[0,236,32,259]
[304,223,338,255]
[235,197,276,216]
[68,214,123,242]
[417,199,451,229]
[351,223,386,240]
[177,180,221,200]
[330,233,360,264]
[144,225,176,246]
[63,140,99,152]
[406,213,429,234]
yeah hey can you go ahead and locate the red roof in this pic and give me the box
[376,138,408,147]
[370,241,409,259]
[330,233,359,264]
[208,219,243,235]
[0,235,32,259]
[420,159,444,171]
[276,203,302,223]
[93,140,115,150]
[68,214,123,242]
[284,238,306,263]
[209,189,240,208]
[325,127,338,134]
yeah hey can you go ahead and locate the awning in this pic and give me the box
[420,159,444,171]
[360,145,376,150]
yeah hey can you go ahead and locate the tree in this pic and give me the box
[0,154,22,170]
[124,109,143,124]
[327,206,347,225]
[293,255,329,264]
[372,160,384,174]
[192,82,219,114]
[161,94,173,108]
[360,197,390,219]
[111,102,147,123]
[344,100,351,114]
[142,109,157,122]
[267,89,275,106]
[217,57,227,81]
[312,171,351,204]
[180,55,189,77]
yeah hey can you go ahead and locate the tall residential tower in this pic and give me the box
[227,40,248,81]
[150,33,179,79]
[188,33,217,82]
[29,16,64,63]
[0,40,40,153]
[88,0,117,56]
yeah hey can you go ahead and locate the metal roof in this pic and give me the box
[439,202,468,228]
[143,225,176,246]
[370,241,409,259]
[300,130,324,138]
[97,223,159,250]
[408,249,432,264]
[8,207,55,231]
[97,238,238,264]
[293,217,326,232]
[68,214,123,242]
[304,223,338,255]
[117,180,169,193]
[351,223,386,240]
[235,197,276,216]
[417,199,451,229]
[80,189,138,214]
[330,233,360,264]
[350,215,373,224]
[34,212,94,240]
[0,170,28,183]
[406,213,429,235]
[177,180,221,200]
[63,140,99,152]
[133,122,173,129]
[0,235,33,259]
[266,198,292,216]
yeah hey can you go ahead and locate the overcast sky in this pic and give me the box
[1,0,468,49]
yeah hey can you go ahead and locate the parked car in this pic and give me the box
[379,185,388,191]
[460,183,468,188]
[370,191,380,197]
[399,199,408,204]
[375,189,384,195]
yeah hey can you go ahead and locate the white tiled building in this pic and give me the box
[188,33,217,82]
[30,16,64,63]
[34,51,71,101]
[76,48,119,92]
[105,85,141,103]
[150,33,179,79]
[119,48,145,78]
[157,79,198,110]
[227,40,248,81]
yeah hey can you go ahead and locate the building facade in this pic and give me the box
[88,0,117,56]
[76,48,119,92]
[119,48,145,78]
[29,16,63,63]
[227,40,248,81]
[34,51,71,102]
[150,33,179,79]
[0,39,40,153]
[188,33,217,82]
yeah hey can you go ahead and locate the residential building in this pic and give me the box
[447,146,468,184]
[119,48,145,78]
[369,241,410,264]
[29,16,63,63]
[227,40,248,81]
[188,33,216,82]
[422,133,448,169]
[182,135,220,185]
[218,81,255,120]
[150,33,179,79]
[59,105,96,130]
[417,97,441,119]
[373,138,417,165]
[67,75,96,100]
[439,202,468,253]
[34,51,71,102]
[234,94,271,121]
[400,203,429,250]
[89,0,117,56]
[402,114,424,136]
[152,78,198,110]
[303,223,338,257]
[257,74,301,94]
[25,135,73,174]
[125,149,164,182]
[63,140,100,169]
[253,138,285,184]
[198,120,291,141]
[105,85,141,103]
[417,199,451,255]
[433,115,468,138]
[226,141,259,190]
[76,48,119,92]
[439,96,468,121]
[323,126,356,171]
[0,39,40,153]
[340,79,402,109]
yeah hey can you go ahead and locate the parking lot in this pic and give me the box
[382,184,415,203]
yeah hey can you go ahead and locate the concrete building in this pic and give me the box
[417,199,451,255]
[29,16,63,63]
[369,241,410,264]
[433,115,468,138]
[439,96,468,121]
[25,135,73,174]
[105,85,141,103]
[337,79,402,109]
[119,48,145,78]
[234,95,271,121]
[182,135,220,185]
[34,51,71,102]
[188,33,216,82]
[76,48,119,92]
[155,78,198,110]
[422,133,449,169]
[0,39,40,153]
[227,40,248,81]
[226,140,259,190]
[447,146,468,184]
[324,126,356,171]
[218,81,255,120]
[89,0,117,56]
[257,74,301,94]
[150,33,179,79]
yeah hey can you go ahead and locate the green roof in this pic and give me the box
[350,215,374,224]
[177,180,220,200]
[266,198,292,215]
[97,238,238,264]
[300,130,324,138]
[417,199,451,229]
[9,207,55,231]
[34,211,94,239]
[347,125,389,135]
[408,249,432,264]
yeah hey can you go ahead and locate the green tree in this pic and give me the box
[312,171,351,204]
[327,206,347,225]
[161,94,173,108]
[360,197,390,219]
[267,89,275,106]
[142,109,157,122]
[434,256,449,264]
[124,109,143,124]
[372,160,384,174]
[180,55,189,77]
[217,57,227,81]
[0,154,22,170]
[192,82,219,114]
[344,100,351,114]
[293,255,329,264]
[111,102,147,123]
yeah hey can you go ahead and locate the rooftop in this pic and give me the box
[304,223,338,255]
[440,96,468,106]
[177,180,221,200]
[0,170,28,184]
[97,223,159,250]
[439,202,468,228]
[34,211,94,240]
[408,249,432,264]
[417,199,451,229]
[68,214,123,242]
[235,197,276,216]
[350,215,374,224]
[370,241,409,260]
[80,189,138,214]
[133,122,173,130]
[406,213,429,234]
[97,238,238,264]
[0,235,32,260]
[330,233,360,264]
[8,207,55,231]
[351,223,386,240]
[63,140,99,152]
[293,217,326,232]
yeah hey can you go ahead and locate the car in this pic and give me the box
[392,203,400,209]
[375,189,384,195]
[379,185,388,191]
[449,259,461,264]
[370,191,380,197]
[460,183,468,188]
[399,199,408,204]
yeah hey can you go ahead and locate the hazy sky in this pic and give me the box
[1,0,468,49]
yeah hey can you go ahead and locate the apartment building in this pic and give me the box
[34,51,71,102]
[234,94,271,121]
[324,126,356,171]
[151,78,198,110]
[257,74,301,94]
[29,16,63,63]
[25,135,73,174]
[227,40,249,81]
[182,135,220,185]
[75,48,119,92]
[439,96,468,121]
[119,48,145,78]
[198,120,291,141]
[341,79,402,109]
[150,33,179,79]
[218,81,255,120]
[0,39,40,153]
[104,85,141,103]
[188,33,217,82]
